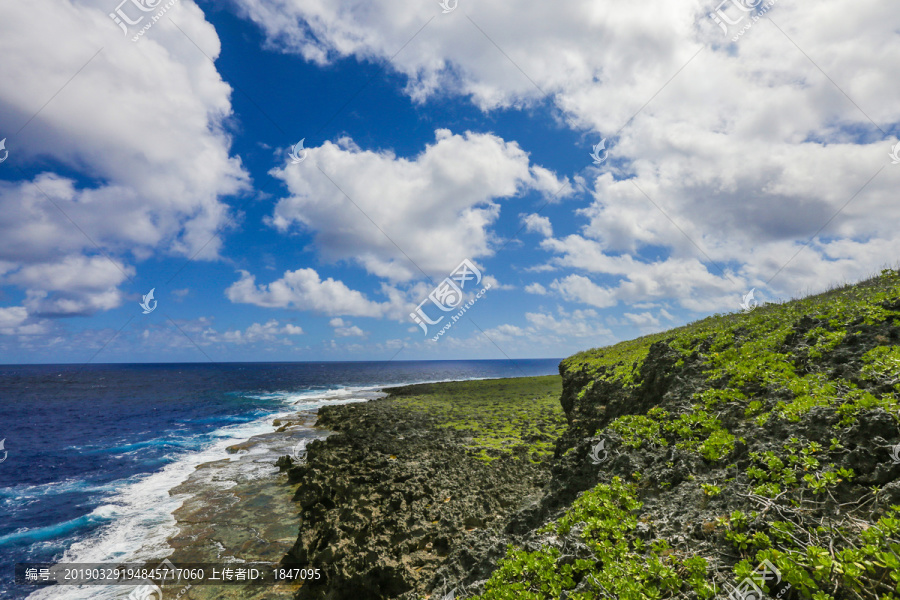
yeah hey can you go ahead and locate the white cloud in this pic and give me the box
[5,255,133,317]
[234,0,900,308]
[266,130,569,282]
[524,282,548,295]
[0,307,28,331]
[482,275,513,291]
[525,307,613,340]
[328,317,367,337]
[550,274,617,309]
[480,323,526,342]
[0,306,50,336]
[624,311,660,327]
[334,325,367,338]
[521,213,553,237]
[542,250,742,313]
[0,0,249,317]
[221,319,305,344]
[484,306,613,344]
[226,268,388,317]
[231,0,703,113]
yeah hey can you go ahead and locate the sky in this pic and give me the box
[0,0,898,363]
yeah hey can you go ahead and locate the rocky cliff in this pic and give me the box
[456,269,900,600]
[284,270,900,600]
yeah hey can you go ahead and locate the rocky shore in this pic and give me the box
[280,377,566,599]
[158,412,324,600]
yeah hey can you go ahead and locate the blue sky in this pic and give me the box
[0,0,898,363]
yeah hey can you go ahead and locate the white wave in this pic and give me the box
[0,479,122,502]
[24,393,378,600]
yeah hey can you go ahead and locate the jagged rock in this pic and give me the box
[275,455,294,472]
[282,389,557,600]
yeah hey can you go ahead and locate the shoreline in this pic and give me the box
[150,374,566,600]
[281,375,566,599]
[46,373,561,600]
[151,388,388,599]
[158,411,323,600]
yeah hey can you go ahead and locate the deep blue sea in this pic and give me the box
[0,360,560,599]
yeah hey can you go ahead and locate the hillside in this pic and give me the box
[451,269,900,600]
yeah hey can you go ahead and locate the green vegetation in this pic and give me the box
[608,405,735,461]
[473,478,716,600]
[719,505,900,600]
[387,376,565,463]
[562,270,900,429]
[700,483,721,497]
[466,270,900,599]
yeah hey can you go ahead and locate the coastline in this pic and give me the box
[158,411,322,600]
[153,389,389,600]
[282,376,565,599]
[153,375,565,600]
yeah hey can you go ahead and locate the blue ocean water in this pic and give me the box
[0,360,560,599]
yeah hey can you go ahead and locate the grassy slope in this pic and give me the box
[386,376,565,463]
[469,270,900,600]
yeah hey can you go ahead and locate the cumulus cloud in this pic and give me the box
[482,275,513,291]
[521,213,553,237]
[337,326,367,338]
[221,320,304,344]
[543,252,742,313]
[550,274,617,309]
[266,130,569,282]
[624,311,660,328]
[231,0,703,112]
[524,282,548,295]
[484,306,613,345]
[226,268,388,317]
[0,0,248,317]
[328,317,367,337]
[7,254,134,317]
[0,306,50,336]
[234,0,900,310]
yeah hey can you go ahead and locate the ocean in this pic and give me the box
[0,360,560,599]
